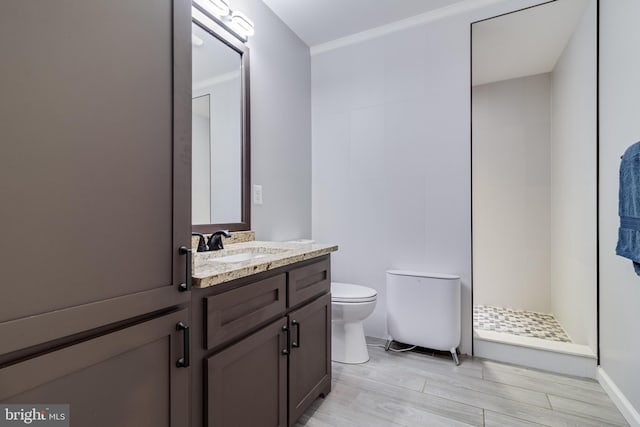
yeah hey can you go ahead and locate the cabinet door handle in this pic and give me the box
[178,246,192,292]
[291,320,300,348]
[176,322,190,368]
[282,325,290,355]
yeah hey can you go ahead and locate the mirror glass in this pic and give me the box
[471,0,597,353]
[192,94,211,224]
[192,21,243,225]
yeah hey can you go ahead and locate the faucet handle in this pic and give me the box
[191,232,209,252]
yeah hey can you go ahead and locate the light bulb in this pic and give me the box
[230,11,255,37]
[207,0,231,17]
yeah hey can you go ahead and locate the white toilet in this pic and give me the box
[331,282,377,364]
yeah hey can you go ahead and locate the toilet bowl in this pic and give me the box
[331,282,377,364]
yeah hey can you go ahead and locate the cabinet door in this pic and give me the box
[288,293,331,425]
[0,309,190,427]
[206,318,288,427]
[0,0,192,355]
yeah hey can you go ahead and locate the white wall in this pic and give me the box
[234,0,312,241]
[549,0,597,350]
[472,74,551,313]
[311,0,548,354]
[600,0,640,415]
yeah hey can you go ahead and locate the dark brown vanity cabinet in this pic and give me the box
[192,256,332,427]
[0,1,192,425]
[0,309,191,427]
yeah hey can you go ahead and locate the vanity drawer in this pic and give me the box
[288,257,331,308]
[205,274,286,350]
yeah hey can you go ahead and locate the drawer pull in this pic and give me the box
[282,325,290,355]
[291,320,300,348]
[178,246,192,292]
[176,322,190,368]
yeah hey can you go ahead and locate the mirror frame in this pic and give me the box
[191,1,251,233]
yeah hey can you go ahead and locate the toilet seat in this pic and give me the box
[331,282,377,303]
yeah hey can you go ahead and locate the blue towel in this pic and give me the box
[616,141,640,275]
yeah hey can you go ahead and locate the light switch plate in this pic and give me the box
[253,184,263,205]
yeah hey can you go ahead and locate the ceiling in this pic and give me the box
[262,0,465,47]
[472,0,590,86]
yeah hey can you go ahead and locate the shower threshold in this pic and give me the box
[473,305,596,377]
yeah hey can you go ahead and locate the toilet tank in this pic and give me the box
[386,270,461,352]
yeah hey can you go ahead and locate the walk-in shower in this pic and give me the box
[471,0,598,376]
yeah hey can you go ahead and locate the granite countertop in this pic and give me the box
[192,240,338,288]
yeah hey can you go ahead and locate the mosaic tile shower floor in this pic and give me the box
[473,305,572,343]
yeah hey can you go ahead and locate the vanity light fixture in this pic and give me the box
[193,0,255,42]
[206,0,231,18]
[229,11,255,38]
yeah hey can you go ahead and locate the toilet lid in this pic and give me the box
[331,282,377,303]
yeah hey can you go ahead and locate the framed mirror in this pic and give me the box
[191,2,251,233]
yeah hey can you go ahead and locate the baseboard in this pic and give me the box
[598,367,640,427]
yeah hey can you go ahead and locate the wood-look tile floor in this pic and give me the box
[295,342,628,427]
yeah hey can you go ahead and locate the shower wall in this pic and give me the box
[549,0,597,350]
[472,1,597,350]
[472,73,552,313]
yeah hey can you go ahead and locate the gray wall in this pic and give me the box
[234,0,312,241]
[600,0,640,417]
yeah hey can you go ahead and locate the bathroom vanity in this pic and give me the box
[188,4,337,424]
[189,239,337,427]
